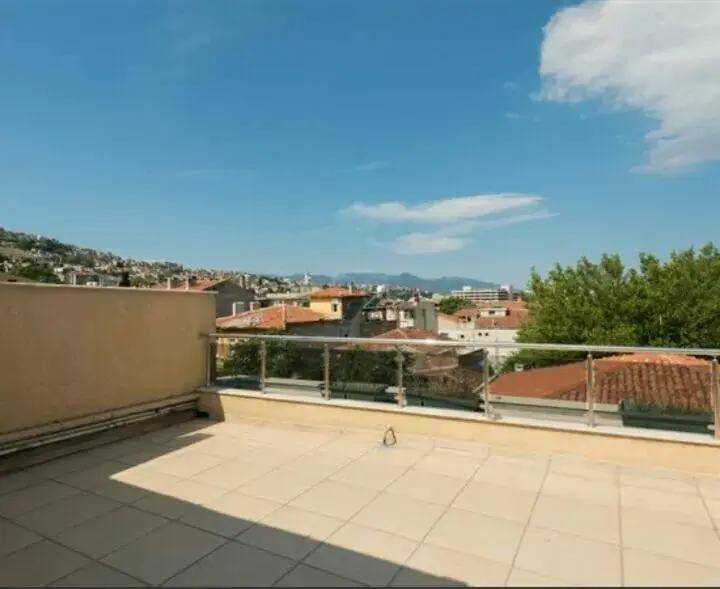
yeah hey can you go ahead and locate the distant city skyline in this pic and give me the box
[2,0,719,287]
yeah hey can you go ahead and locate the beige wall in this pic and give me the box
[0,283,215,435]
[199,391,720,475]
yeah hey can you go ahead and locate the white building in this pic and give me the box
[449,284,518,303]
[437,304,528,366]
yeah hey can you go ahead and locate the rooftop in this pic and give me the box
[309,287,367,299]
[2,417,720,587]
[217,306,327,330]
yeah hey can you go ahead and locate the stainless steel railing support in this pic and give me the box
[259,340,267,393]
[712,358,719,440]
[323,344,331,400]
[396,350,406,408]
[586,353,596,428]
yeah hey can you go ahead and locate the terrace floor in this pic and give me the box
[1,417,720,587]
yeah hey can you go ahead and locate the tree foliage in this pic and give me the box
[223,332,412,384]
[437,296,475,315]
[505,244,720,370]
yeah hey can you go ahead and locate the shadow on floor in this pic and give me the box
[0,418,466,587]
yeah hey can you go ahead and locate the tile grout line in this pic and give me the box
[694,476,720,540]
[385,445,492,586]
[501,453,552,587]
[160,427,399,587]
[279,437,439,583]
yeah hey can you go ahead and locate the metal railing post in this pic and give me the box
[259,340,267,393]
[396,350,406,408]
[323,344,331,400]
[712,358,719,440]
[205,338,217,387]
[482,348,494,418]
[586,353,596,428]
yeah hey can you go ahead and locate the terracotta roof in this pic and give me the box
[491,353,713,411]
[217,305,326,330]
[475,310,528,330]
[437,312,458,322]
[309,287,367,299]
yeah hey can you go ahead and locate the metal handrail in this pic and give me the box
[207,332,720,357]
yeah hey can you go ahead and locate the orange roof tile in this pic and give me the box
[475,310,529,330]
[217,306,327,330]
[491,353,713,411]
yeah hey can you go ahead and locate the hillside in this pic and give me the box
[287,272,500,293]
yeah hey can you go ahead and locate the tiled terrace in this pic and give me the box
[1,418,720,587]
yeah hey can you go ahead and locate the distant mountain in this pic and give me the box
[287,272,500,293]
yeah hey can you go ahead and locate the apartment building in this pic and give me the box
[449,284,519,303]
[164,277,256,318]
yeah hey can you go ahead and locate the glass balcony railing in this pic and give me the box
[208,333,720,439]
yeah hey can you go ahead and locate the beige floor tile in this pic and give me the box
[621,511,720,567]
[282,452,353,478]
[696,476,720,501]
[182,437,246,459]
[620,486,712,527]
[0,480,78,518]
[452,481,537,523]
[0,518,42,557]
[241,447,302,469]
[622,547,720,586]
[180,491,283,537]
[0,469,47,496]
[620,472,699,496]
[190,459,274,490]
[530,494,620,544]
[0,540,89,587]
[549,455,618,482]
[473,462,546,493]
[289,480,377,520]
[274,564,362,587]
[14,491,120,536]
[514,526,621,586]
[53,506,168,558]
[139,452,226,479]
[87,479,150,504]
[50,562,147,587]
[330,461,407,491]
[31,454,102,479]
[237,505,343,560]
[360,446,428,468]
[56,461,127,491]
[432,439,490,458]
[110,467,183,495]
[488,449,550,464]
[386,469,466,506]
[414,453,482,480]
[704,498,720,528]
[238,469,320,504]
[315,439,374,460]
[425,508,525,565]
[505,567,573,587]
[162,541,295,587]
[306,522,417,586]
[541,473,618,507]
[351,492,445,541]
[392,543,509,587]
[101,522,226,585]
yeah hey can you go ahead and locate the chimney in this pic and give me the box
[166,278,172,290]
[232,301,245,315]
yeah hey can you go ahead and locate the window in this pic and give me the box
[331,303,339,313]
[460,334,465,339]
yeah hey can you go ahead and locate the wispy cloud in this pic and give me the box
[391,211,556,255]
[346,193,542,224]
[538,0,720,174]
[503,81,520,91]
[354,161,389,172]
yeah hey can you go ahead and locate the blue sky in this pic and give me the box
[2,0,719,287]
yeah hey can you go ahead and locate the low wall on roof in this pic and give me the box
[0,282,215,435]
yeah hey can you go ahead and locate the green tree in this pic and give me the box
[504,244,720,371]
[437,296,475,315]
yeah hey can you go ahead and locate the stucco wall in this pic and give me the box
[0,283,215,435]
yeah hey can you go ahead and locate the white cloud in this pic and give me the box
[355,161,389,172]
[392,211,556,255]
[347,193,542,223]
[505,111,540,123]
[394,232,467,254]
[538,0,720,174]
